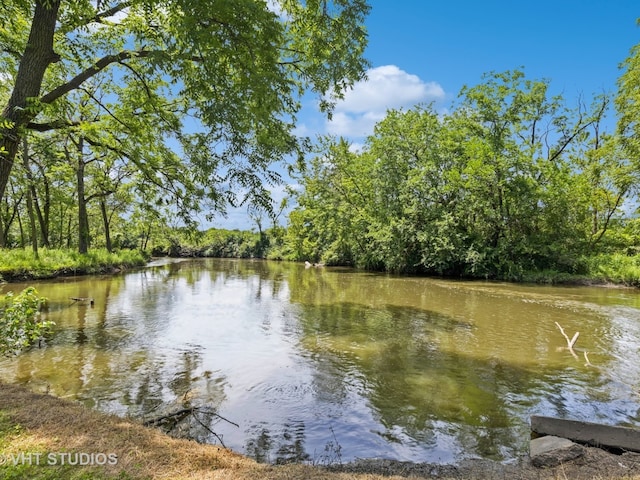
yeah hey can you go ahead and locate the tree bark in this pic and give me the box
[0,209,5,248]
[0,193,22,247]
[32,159,51,246]
[73,139,91,254]
[100,198,112,252]
[32,181,50,247]
[22,137,39,258]
[0,0,61,203]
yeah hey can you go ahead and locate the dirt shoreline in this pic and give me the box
[1,382,639,479]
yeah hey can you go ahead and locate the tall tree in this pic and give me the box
[616,34,640,209]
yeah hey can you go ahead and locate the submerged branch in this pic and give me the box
[142,405,239,447]
[555,321,579,360]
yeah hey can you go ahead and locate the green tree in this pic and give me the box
[288,70,628,278]
[617,37,640,172]
[287,137,373,265]
[0,0,370,218]
[616,33,640,220]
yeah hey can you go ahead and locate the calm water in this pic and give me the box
[1,258,639,464]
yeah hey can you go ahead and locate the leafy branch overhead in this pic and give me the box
[0,0,371,220]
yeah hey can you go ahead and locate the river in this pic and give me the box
[1,258,639,464]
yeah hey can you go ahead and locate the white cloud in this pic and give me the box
[266,0,289,20]
[292,123,312,138]
[327,111,386,138]
[326,65,445,138]
[348,142,365,153]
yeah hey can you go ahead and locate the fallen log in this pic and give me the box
[531,415,640,453]
[70,297,94,305]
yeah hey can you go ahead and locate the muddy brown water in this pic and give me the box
[1,258,639,464]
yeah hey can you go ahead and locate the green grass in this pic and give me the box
[583,253,640,287]
[518,254,640,287]
[0,248,149,282]
[0,411,139,480]
[0,464,136,480]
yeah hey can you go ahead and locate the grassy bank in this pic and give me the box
[0,248,149,283]
[519,254,640,287]
[582,253,640,287]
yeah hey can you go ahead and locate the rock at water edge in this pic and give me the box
[530,435,585,468]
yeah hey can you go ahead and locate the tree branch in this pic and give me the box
[1,46,22,61]
[58,1,131,34]
[78,86,131,131]
[26,120,81,131]
[39,49,154,105]
[85,189,116,203]
[555,321,579,360]
[83,136,129,158]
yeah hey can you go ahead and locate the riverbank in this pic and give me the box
[0,248,149,283]
[1,244,639,288]
[0,382,638,480]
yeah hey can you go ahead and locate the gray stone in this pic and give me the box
[530,435,585,468]
[531,415,640,453]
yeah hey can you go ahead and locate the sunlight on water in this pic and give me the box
[1,258,639,464]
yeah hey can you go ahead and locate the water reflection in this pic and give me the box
[0,259,639,464]
[245,421,310,464]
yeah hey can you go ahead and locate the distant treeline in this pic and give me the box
[150,227,277,260]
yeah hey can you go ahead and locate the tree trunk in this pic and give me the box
[32,185,50,247]
[100,198,112,252]
[22,137,39,259]
[32,160,51,246]
[74,140,90,254]
[58,205,65,249]
[16,202,25,248]
[66,213,72,249]
[0,0,61,203]
[0,190,23,248]
[0,210,5,248]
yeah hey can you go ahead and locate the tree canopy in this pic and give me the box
[0,0,371,223]
[286,69,639,278]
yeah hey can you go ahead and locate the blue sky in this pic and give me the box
[213,0,640,230]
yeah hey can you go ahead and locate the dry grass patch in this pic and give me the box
[0,382,251,479]
[0,383,411,480]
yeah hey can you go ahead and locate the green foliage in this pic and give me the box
[0,287,53,356]
[200,229,266,259]
[0,0,371,236]
[150,228,268,259]
[583,253,640,287]
[286,70,638,280]
[617,40,640,172]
